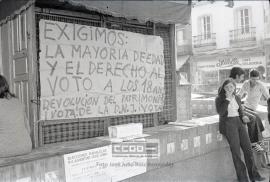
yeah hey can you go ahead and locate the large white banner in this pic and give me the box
[39,20,165,120]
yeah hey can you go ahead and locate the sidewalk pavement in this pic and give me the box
[125,147,270,182]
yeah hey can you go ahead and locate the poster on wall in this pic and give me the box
[63,144,147,182]
[39,19,165,120]
[64,145,111,182]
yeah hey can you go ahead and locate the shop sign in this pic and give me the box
[39,19,165,120]
[197,56,265,71]
[216,57,239,68]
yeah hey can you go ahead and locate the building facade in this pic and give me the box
[176,23,192,84]
[190,1,270,93]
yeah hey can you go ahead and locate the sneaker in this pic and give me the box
[258,141,265,148]
[251,143,264,153]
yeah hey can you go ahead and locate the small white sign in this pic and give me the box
[64,145,111,182]
[64,144,148,182]
[181,139,189,151]
[206,133,212,144]
[193,136,200,148]
[167,142,175,154]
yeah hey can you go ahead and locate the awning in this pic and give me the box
[176,55,190,70]
[0,0,35,25]
[0,0,191,25]
[61,1,191,24]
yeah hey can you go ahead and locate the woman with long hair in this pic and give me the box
[0,75,32,157]
[215,79,264,182]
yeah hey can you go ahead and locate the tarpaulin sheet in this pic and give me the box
[0,0,191,25]
[62,0,191,24]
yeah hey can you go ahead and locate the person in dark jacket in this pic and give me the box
[215,79,264,182]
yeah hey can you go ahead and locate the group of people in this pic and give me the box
[216,67,269,182]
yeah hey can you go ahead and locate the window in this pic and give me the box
[238,8,250,34]
[177,30,184,45]
[200,15,211,39]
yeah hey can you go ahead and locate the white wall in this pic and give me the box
[192,1,265,49]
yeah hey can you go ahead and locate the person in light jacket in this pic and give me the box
[239,70,269,152]
[0,75,32,157]
[215,79,264,182]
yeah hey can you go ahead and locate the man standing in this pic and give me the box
[229,67,245,84]
[239,69,269,152]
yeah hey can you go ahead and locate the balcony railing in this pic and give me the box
[229,27,256,42]
[193,33,216,48]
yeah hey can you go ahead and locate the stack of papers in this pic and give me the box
[108,123,143,139]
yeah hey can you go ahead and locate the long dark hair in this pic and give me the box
[0,75,15,99]
[218,79,236,100]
